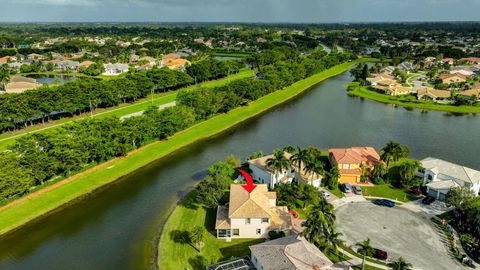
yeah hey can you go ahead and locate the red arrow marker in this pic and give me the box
[239,169,257,193]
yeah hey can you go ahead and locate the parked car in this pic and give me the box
[409,186,423,196]
[373,248,388,260]
[372,199,395,208]
[321,190,331,200]
[341,183,352,193]
[352,185,362,195]
[422,196,436,205]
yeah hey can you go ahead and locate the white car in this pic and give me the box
[321,190,331,200]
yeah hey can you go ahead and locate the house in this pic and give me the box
[419,157,480,201]
[328,147,381,183]
[56,60,79,71]
[164,58,191,71]
[0,56,17,63]
[417,88,451,102]
[103,63,129,76]
[248,152,323,188]
[160,53,181,67]
[3,76,41,93]
[441,58,455,65]
[27,53,44,61]
[215,184,292,239]
[398,61,416,72]
[459,89,480,100]
[77,60,95,69]
[249,235,334,270]
[129,54,140,63]
[439,73,469,84]
[460,57,480,65]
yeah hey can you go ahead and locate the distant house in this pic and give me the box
[367,76,413,96]
[441,58,455,65]
[77,60,95,69]
[328,147,381,183]
[27,53,45,61]
[160,53,181,67]
[248,152,323,188]
[460,57,480,65]
[439,73,469,84]
[459,89,480,100]
[3,76,41,93]
[56,60,80,71]
[249,235,335,270]
[215,184,292,239]
[0,55,17,63]
[103,63,129,76]
[164,58,191,71]
[419,157,480,201]
[129,54,140,63]
[417,87,451,102]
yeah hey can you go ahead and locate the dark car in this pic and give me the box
[422,196,436,205]
[373,248,388,261]
[372,199,396,207]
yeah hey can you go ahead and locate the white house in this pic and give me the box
[419,157,480,201]
[215,184,292,240]
[248,152,323,189]
[103,63,129,76]
[249,235,335,270]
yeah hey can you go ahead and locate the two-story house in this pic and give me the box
[215,184,292,240]
[248,152,323,188]
[419,157,480,201]
[328,147,381,183]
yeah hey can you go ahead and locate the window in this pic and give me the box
[261,218,269,223]
[233,229,239,236]
[256,228,261,235]
[342,164,350,169]
[427,174,433,181]
[246,218,251,224]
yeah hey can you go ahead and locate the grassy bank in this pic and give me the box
[0,69,255,151]
[348,85,480,114]
[0,58,374,237]
[157,191,263,270]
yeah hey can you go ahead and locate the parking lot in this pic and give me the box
[336,202,465,270]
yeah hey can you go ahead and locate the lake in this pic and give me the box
[1,70,479,270]
[26,74,82,85]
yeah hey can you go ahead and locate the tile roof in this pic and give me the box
[249,235,333,270]
[228,184,273,218]
[421,157,480,185]
[329,147,380,165]
[417,88,451,99]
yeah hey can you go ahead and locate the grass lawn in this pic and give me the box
[348,86,480,114]
[0,58,375,237]
[329,185,345,199]
[362,184,419,202]
[352,264,385,270]
[0,69,255,151]
[157,191,264,270]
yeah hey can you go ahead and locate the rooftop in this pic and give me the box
[421,157,480,185]
[329,146,380,165]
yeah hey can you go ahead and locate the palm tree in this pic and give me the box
[266,149,291,184]
[396,158,422,188]
[289,147,312,178]
[326,166,340,190]
[304,156,325,185]
[381,141,410,174]
[301,201,336,248]
[0,65,10,91]
[372,162,387,178]
[356,238,375,270]
[388,257,413,270]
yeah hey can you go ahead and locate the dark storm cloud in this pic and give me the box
[1,0,479,22]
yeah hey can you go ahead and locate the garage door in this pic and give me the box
[428,189,438,199]
[438,192,446,201]
[340,175,359,183]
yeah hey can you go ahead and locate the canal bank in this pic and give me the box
[2,58,480,270]
[0,59,371,239]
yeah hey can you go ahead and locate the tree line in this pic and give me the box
[0,51,349,202]
[0,58,243,133]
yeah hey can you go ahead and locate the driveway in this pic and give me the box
[336,202,465,270]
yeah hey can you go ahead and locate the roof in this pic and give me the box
[417,88,451,99]
[228,184,273,218]
[78,61,95,68]
[329,147,380,165]
[460,57,480,63]
[215,205,231,230]
[421,157,480,185]
[162,53,180,61]
[104,63,129,70]
[165,58,190,68]
[426,180,459,191]
[460,89,480,98]
[439,73,469,80]
[249,235,333,270]
[10,76,37,84]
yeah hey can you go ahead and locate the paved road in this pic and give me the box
[119,101,176,120]
[336,202,466,270]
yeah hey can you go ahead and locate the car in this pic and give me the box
[341,183,352,193]
[373,248,388,260]
[422,196,436,205]
[372,199,396,207]
[352,185,362,195]
[321,190,331,199]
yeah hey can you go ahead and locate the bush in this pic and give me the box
[371,177,385,185]
[268,230,286,240]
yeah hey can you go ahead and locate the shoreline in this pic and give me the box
[347,85,480,114]
[0,58,374,238]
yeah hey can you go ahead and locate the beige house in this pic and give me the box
[3,76,41,93]
[367,75,412,96]
[460,89,480,100]
[215,184,292,239]
[417,87,451,102]
[439,73,469,84]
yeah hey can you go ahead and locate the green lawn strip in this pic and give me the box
[362,184,418,202]
[0,69,255,150]
[0,58,373,237]
[329,185,345,198]
[157,191,263,270]
[323,249,351,263]
[348,86,480,114]
[352,264,385,270]
[340,244,388,266]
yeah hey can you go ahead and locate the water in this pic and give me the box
[1,71,479,270]
[26,74,81,85]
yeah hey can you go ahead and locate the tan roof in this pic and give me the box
[78,61,95,68]
[161,53,180,61]
[215,205,231,230]
[417,88,451,99]
[228,184,272,218]
[329,147,380,165]
[439,73,469,80]
[461,89,480,98]
[4,81,41,93]
[426,180,459,190]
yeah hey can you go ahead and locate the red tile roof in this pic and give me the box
[329,147,381,165]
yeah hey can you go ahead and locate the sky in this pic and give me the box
[1,0,480,23]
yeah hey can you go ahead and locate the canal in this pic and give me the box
[1,70,479,270]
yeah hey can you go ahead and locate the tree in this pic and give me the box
[381,141,410,173]
[189,226,205,252]
[388,257,413,270]
[266,149,291,181]
[289,147,312,177]
[395,158,422,188]
[356,238,375,270]
[301,200,336,248]
[446,187,475,210]
[325,166,340,190]
[0,64,10,90]
[372,162,387,179]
